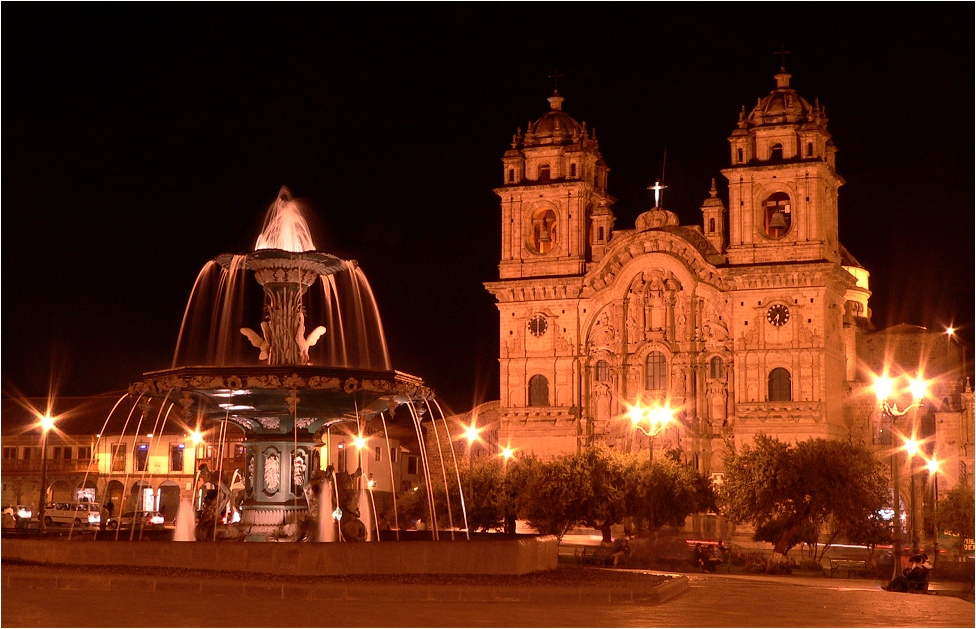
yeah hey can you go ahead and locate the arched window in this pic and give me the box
[538,164,551,183]
[770,143,783,161]
[709,356,724,380]
[767,368,792,401]
[595,360,609,382]
[645,352,667,391]
[508,168,515,183]
[531,209,557,254]
[737,148,743,163]
[570,163,577,178]
[529,375,549,406]
[708,218,716,233]
[763,192,792,239]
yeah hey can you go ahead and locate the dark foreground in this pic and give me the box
[2,562,973,628]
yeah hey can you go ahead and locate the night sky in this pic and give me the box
[4,5,973,414]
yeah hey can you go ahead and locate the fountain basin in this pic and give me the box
[1,535,558,576]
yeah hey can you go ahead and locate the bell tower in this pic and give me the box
[721,65,843,265]
[497,91,615,279]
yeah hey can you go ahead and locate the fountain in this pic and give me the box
[0,186,557,575]
[129,187,439,542]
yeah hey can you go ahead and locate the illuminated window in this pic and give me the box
[763,192,792,239]
[135,443,149,471]
[595,360,610,382]
[645,352,667,391]
[529,375,550,406]
[171,444,185,472]
[768,368,792,401]
[111,444,126,472]
[709,357,724,380]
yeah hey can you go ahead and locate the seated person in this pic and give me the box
[692,543,707,572]
[882,554,932,592]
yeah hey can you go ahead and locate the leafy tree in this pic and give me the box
[939,485,975,556]
[516,450,603,541]
[457,458,507,532]
[718,434,889,572]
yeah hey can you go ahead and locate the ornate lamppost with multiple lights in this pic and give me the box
[628,400,675,463]
[874,374,927,580]
[37,414,56,535]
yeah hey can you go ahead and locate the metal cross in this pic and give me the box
[648,179,667,208]
[549,68,564,91]
[775,44,791,70]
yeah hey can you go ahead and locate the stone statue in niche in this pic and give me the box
[264,451,281,494]
[707,381,728,426]
[590,307,617,347]
[592,379,612,424]
[672,366,687,397]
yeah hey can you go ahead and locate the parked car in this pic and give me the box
[106,510,165,531]
[42,502,101,528]
[3,505,33,520]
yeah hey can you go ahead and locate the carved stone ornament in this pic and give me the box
[256,417,281,430]
[264,450,281,494]
[293,450,307,488]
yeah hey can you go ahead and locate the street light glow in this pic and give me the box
[464,425,480,444]
[40,414,55,432]
[501,447,514,460]
[908,376,928,401]
[353,435,367,449]
[190,430,203,445]
[874,375,894,402]
[926,458,941,474]
[903,438,920,458]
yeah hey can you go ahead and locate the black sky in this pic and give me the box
[3,5,973,414]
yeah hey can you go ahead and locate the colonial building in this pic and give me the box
[481,63,973,503]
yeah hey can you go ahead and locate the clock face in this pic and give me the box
[528,315,548,337]
[766,304,790,327]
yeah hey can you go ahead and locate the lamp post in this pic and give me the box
[904,438,920,554]
[464,424,479,465]
[628,401,675,463]
[37,414,56,535]
[926,458,941,568]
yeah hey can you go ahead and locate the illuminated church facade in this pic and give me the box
[480,64,973,492]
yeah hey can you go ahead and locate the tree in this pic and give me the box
[939,485,975,557]
[615,451,714,532]
[457,458,507,532]
[718,434,889,572]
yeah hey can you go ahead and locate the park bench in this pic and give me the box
[829,558,872,578]
[576,543,625,567]
[685,540,733,574]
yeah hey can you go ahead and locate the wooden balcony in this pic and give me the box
[1,459,99,474]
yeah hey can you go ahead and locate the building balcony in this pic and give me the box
[1,458,99,474]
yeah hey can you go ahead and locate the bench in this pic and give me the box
[829,558,872,578]
[576,543,626,567]
[686,540,733,574]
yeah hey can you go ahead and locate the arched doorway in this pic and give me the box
[76,478,98,503]
[103,480,124,517]
[49,480,73,503]
[157,481,181,523]
[129,481,153,512]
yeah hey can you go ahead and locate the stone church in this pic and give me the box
[477,63,973,491]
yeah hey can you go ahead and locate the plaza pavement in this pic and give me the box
[1,564,973,628]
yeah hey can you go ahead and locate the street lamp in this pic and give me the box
[628,401,675,463]
[464,424,480,464]
[874,373,927,580]
[925,457,941,568]
[904,437,921,554]
[37,414,56,535]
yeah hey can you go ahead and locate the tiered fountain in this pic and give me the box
[130,187,435,542]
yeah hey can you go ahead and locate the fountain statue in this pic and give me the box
[129,187,438,542]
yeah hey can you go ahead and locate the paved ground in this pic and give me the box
[2,565,973,628]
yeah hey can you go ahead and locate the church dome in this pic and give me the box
[524,92,585,146]
[747,69,814,126]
